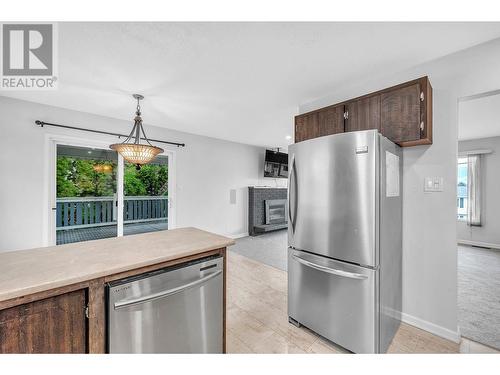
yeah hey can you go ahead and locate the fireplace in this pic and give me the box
[265,199,288,225]
[248,187,288,236]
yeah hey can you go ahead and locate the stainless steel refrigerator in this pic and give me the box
[287,129,402,354]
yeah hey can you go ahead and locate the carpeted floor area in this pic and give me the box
[458,245,500,350]
[230,230,288,271]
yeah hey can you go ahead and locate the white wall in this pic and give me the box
[459,94,500,140]
[298,37,500,340]
[457,136,500,247]
[0,96,272,252]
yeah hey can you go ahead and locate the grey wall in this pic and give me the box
[0,96,268,252]
[458,136,500,247]
[298,37,500,339]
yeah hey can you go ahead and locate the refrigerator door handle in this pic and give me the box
[289,155,298,233]
[292,254,368,280]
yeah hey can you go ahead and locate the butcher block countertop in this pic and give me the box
[0,227,235,303]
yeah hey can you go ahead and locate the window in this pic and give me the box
[457,157,468,220]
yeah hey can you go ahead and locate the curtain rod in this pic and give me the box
[35,120,186,148]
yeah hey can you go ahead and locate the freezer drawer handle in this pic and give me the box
[113,269,222,310]
[292,255,368,280]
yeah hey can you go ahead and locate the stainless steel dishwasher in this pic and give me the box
[107,255,223,353]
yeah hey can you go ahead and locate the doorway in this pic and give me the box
[456,91,500,351]
[48,136,175,246]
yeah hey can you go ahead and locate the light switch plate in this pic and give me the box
[424,177,444,192]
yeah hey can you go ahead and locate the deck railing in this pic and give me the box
[56,196,168,230]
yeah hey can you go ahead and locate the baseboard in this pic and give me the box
[228,232,248,239]
[401,312,461,343]
[457,239,500,250]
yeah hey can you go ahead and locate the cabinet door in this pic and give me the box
[346,95,380,132]
[318,105,345,136]
[381,83,421,143]
[0,290,87,353]
[295,112,319,142]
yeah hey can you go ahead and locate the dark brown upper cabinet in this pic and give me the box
[345,95,380,132]
[318,105,345,136]
[295,112,319,142]
[380,83,420,143]
[294,76,433,147]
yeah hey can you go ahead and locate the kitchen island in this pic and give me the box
[0,227,234,353]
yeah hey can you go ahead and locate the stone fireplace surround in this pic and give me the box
[248,186,288,236]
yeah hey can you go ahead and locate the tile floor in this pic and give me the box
[226,251,499,354]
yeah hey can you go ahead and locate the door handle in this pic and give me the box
[113,269,222,310]
[292,254,367,280]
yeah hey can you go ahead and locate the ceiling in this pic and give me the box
[459,93,500,141]
[3,22,500,148]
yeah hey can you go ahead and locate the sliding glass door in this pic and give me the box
[56,145,118,245]
[54,143,171,246]
[123,155,169,236]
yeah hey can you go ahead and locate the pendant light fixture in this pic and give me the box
[110,94,163,169]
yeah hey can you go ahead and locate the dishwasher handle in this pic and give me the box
[114,270,222,310]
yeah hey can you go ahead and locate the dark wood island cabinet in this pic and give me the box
[0,228,233,354]
[0,289,87,353]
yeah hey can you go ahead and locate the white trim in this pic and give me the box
[458,149,492,156]
[457,239,500,250]
[228,232,249,239]
[117,153,124,237]
[401,312,461,343]
[166,149,176,229]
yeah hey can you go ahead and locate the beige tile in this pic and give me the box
[388,323,459,354]
[388,323,420,353]
[308,337,345,354]
[226,329,254,353]
[460,338,499,354]
[227,249,469,354]
[227,305,277,353]
[251,332,308,354]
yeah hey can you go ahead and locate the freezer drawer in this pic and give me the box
[288,249,378,353]
[107,255,223,353]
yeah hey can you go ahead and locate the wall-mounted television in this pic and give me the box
[264,149,288,179]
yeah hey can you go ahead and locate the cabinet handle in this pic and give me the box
[420,121,425,131]
[420,92,425,102]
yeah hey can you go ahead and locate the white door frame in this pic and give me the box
[44,133,176,246]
